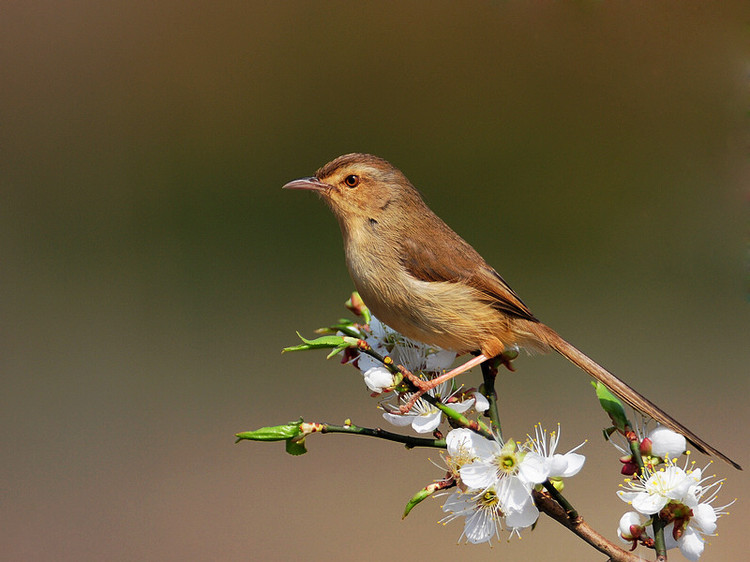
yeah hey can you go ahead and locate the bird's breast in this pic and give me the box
[343,234,513,356]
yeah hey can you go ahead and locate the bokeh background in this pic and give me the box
[3,2,749,560]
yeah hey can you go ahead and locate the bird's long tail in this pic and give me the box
[536,325,741,470]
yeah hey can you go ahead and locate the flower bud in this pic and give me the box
[363,366,396,393]
[618,511,644,541]
[619,455,638,476]
[639,437,653,456]
[345,291,369,320]
[648,426,687,459]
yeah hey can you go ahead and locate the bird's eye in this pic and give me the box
[344,174,360,188]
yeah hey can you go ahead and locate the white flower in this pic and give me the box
[441,425,584,544]
[381,380,475,434]
[440,486,538,544]
[445,428,482,476]
[526,424,586,479]
[458,432,548,514]
[672,525,705,561]
[617,457,733,560]
[366,316,392,341]
[617,464,694,514]
[441,488,504,544]
[423,348,457,372]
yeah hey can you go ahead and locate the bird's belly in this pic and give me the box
[353,272,514,356]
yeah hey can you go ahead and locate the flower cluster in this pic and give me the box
[617,456,732,560]
[440,425,585,543]
[602,414,733,561]
[349,316,489,433]
[269,294,736,557]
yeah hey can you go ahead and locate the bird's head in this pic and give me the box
[283,153,422,231]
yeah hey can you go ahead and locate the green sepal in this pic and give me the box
[285,437,307,456]
[548,476,564,492]
[235,419,303,442]
[592,381,629,432]
[402,487,433,519]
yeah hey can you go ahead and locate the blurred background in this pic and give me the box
[3,2,749,560]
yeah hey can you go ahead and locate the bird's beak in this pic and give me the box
[282,176,329,192]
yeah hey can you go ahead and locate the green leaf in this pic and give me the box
[592,381,630,432]
[282,332,357,354]
[403,488,433,519]
[236,420,303,442]
[326,345,350,359]
[314,319,360,336]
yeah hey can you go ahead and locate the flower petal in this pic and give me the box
[463,509,496,544]
[505,503,539,529]
[497,475,534,512]
[472,392,489,413]
[446,428,475,457]
[553,452,586,478]
[648,426,687,458]
[449,399,474,414]
[631,491,669,515]
[459,461,497,490]
[425,349,457,371]
[381,412,413,427]
[518,452,550,485]
[411,411,442,433]
[677,527,705,561]
[466,432,500,460]
[442,491,473,516]
[692,502,717,534]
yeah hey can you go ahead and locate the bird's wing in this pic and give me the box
[398,233,537,322]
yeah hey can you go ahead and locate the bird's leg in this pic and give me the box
[425,353,490,389]
[398,354,490,413]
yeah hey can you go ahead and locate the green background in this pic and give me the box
[3,2,749,560]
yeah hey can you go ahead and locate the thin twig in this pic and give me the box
[652,515,668,561]
[302,421,445,449]
[479,359,502,438]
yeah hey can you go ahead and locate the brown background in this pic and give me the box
[3,2,749,560]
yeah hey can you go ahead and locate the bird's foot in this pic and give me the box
[399,390,426,414]
[397,364,430,391]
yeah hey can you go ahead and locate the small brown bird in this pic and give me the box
[283,153,741,470]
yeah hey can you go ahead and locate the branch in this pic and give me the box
[299,421,445,449]
[533,489,644,562]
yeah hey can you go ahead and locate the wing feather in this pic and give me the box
[398,233,537,322]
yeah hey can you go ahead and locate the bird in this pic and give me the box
[283,152,741,470]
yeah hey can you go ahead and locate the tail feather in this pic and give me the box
[537,326,742,470]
